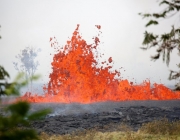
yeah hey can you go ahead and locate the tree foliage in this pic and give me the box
[0,66,51,140]
[13,47,41,92]
[139,0,180,90]
[0,66,10,96]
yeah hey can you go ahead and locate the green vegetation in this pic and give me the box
[0,65,11,96]
[0,66,51,140]
[139,0,180,90]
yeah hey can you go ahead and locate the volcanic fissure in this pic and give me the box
[22,25,180,103]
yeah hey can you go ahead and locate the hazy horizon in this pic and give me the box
[1,0,179,89]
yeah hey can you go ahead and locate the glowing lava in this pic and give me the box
[22,25,180,103]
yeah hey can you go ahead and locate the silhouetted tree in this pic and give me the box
[0,30,50,139]
[139,0,180,90]
[13,47,41,92]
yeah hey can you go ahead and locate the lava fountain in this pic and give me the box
[22,25,180,103]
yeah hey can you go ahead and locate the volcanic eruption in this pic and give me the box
[22,25,180,103]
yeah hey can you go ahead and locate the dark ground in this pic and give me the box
[28,100,180,134]
[1,100,180,134]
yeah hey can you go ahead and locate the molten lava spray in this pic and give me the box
[22,25,180,103]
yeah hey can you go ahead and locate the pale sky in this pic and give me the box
[0,0,179,88]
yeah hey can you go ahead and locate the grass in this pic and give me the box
[39,118,180,140]
[139,118,180,135]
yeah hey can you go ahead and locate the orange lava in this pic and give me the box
[21,25,180,103]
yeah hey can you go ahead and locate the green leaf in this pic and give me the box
[168,70,173,80]
[156,48,162,53]
[143,31,158,45]
[138,13,152,18]
[0,66,48,140]
[175,28,180,33]
[152,12,167,18]
[30,74,41,81]
[14,72,25,82]
[151,53,160,60]
[161,33,171,41]
[139,0,180,90]
[170,26,175,37]
[152,13,160,18]
[7,101,30,117]
[168,6,175,12]
[175,5,180,11]
[166,50,170,66]
[0,65,10,80]
[146,20,158,27]
[160,0,170,6]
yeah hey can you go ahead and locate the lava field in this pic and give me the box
[29,100,180,134]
